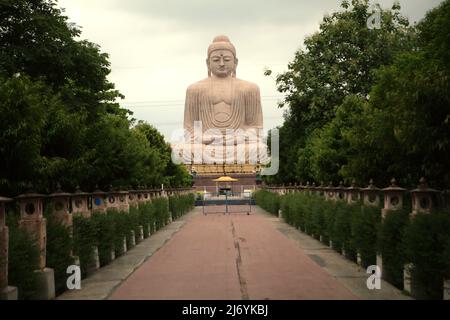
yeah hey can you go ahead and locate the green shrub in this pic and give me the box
[280,194,293,225]
[169,193,195,220]
[107,209,128,257]
[6,211,40,300]
[72,215,96,278]
[404,209,450,299]
[128,206,140,246]
[259,189,450,298]
[378,208,410,289]
[152,197,169,230]
[44,210,74,295]
[138,202,154,238]
[352,205,381,268]
[254,189,280,215]
[91,212,114,266]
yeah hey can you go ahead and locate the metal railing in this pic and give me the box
[199,191,254,215]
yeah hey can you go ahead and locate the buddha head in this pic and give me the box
[206,35,238,78]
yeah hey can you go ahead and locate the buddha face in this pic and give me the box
[207,50,238,78]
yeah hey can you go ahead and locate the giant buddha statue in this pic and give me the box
[182,35,267,171]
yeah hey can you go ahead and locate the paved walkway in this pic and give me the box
[59,206,411,300]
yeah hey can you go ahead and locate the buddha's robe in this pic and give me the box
[184,77,263,135]
[182,77,267,164]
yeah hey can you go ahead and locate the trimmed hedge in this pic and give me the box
[72,215,96,278]
[169,193,195,220]
[254,189,280,215]
[378,207,410,289]
[404,210,450,299]
[44,209,74,295]
[6,211,40,300]
[4,193,196,298]
[152,197,170,230]
[255,190,450,299]
[138,202,155,238]
[70,194,192,277]
[91,212,115,266]
[352,205,380,268]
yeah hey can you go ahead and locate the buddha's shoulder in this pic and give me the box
[234,78,260,92]
[186,78,260,92]
[186,78,210,92]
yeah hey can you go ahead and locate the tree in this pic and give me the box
[341,0,450,188]
[267,0,414,184]
[133,121,192,188]
[0,0,191,195]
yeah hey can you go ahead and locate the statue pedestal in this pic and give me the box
[193,173,258,192]
[190,164,260,193]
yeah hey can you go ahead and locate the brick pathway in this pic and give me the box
[109,207,357,300]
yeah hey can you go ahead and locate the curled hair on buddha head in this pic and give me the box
[207,35,237,77]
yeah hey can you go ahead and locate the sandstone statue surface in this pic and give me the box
[182,35,267,166]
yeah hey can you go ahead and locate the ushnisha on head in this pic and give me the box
[206,35,239,78]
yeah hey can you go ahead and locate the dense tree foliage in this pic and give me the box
[0,0,191,195]
[266,0,449,189]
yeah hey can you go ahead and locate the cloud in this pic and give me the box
[57,0,444,139]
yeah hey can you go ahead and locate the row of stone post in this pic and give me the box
[268,178,449,299]
[0,186,194,300]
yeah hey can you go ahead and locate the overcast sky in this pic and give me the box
[57,0,443,140]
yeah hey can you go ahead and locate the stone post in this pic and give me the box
[130,230,136,248]
[445,189,450,300]
[381,178,406,219]
[317,182,325,197]
[136,186,146,205]
[122,236,127,253]
[410,178,439,217]
[311,182,318,196]
[324,182,335,201]
[86,246,100,276]
[105,187,129,213]
[48,184,79,266]
[88,187,106,273]
[380,178,406,284]
[16,190,55,300]
[142,187,151,203]
[0,197,18,300]
[287,183,292,194]
[407,178,440,298]
[347,180,360,205]
[336,181,347,202]
[361,179,381,207]
[47,184,72,228]
[358,179,381,268]
[71,186,90,219]
[137,226,144,242]
[128,190,139,210]
[91,186,107,214]
[305,182,311,196]
[444,280,450,300]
